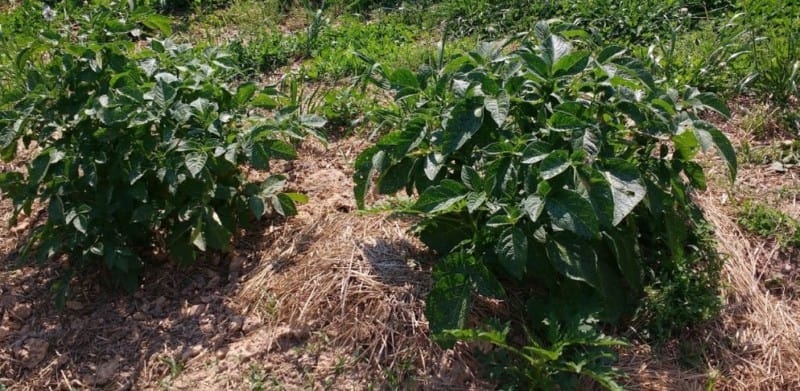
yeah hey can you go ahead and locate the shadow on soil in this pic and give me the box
[0,217,293,390]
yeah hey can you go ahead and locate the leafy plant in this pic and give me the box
[447,314,627,390]
[737,200,800,248]
[0,4,324,302]
[354,22,734,387]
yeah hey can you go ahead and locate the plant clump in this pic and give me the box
[354,21,736,388]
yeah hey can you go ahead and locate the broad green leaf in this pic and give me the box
[496,227,528,280]
[691,121,737,182]
[378,158,414,195]
[249,143,271,170]
[248,196,266,218]
[602,160,646,226]
[540,34,573,72]
[484,91,510,126]
[48,196,65,224]
[426,269,471,337]
[442,101,483,155]
[191,220,206,251]
[141,14,172,36]
[264,140,297,161]
[353,147,383,209]
[521,194,545,223]
[672,130,700,160]
[300,114,327,129]
[546,234,600,288]
[546,189,599,239]
[424,152,444,181]
[271,193,298,216]
[695,92,731,118]
[522,141,552,164]
[461,166,483,191]
[131,204,155,223]
[604,227,642,291]
[185,152,207,178]
[203,210,232,250]
[390,68,420,89]
[414,180,467,213]
[684,162,707,190]
[73,214,88,235]
[540,150,570,180]
[553,51,590,77]
[234,82,257,106]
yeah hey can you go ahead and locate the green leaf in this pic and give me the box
[390,68,420,89]
[552,50,590,77]
[234,82,257,106]
[695,92,731,118]
[672,131,700,160]
[203,209,232,250]
[427,253,473,336]
[691,121,737,182]
[141,14,172,36]
[546,189,599,239]
[185,152,207,178]
[73,214,88,235]
[378,158,414,195]
[684,162,707,190]
[461,166,483,191]
[191,220,206,251]
[484,91,510,126]
[249,143,271,170]
[522,141,552,164]
[248,196,266,218]
[414,180,467,213]
[604,227,642,291]
[496,227,528,280]
[272,193,299,216]
[602,160,646,226]
[131,204,155,223]
[264,140,297,161]
[521,194,545,223]
[539,150,570,180]
[353,146,383,209]
[546,234,600,288]
[442,101,483,155]
[540,34,573,73]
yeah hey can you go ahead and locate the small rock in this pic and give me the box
[184,304,205,317]
[215,347,228,360]
[11,303,32,320]
[65,301,84,311]
[19,338,49,368]
[227,317,244,333]
[94,358,120,386]
[181,344,203,361]
[131,311,147,321]
[242,317,262,333]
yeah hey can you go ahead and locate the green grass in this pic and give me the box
[737,200,800,248]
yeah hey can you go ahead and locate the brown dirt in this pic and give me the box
[0,137,483,390]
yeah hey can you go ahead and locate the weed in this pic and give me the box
[737,200,800,248]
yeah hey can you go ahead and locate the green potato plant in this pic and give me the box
[354,21,735,387]
[0,4,324,302]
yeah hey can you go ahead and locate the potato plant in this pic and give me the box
[0,4,323,301]
[354,22,735,387]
